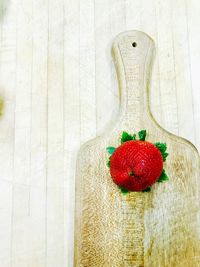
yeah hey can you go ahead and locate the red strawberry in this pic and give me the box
[110,140,163,191]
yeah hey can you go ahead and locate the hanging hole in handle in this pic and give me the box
[132,42,137,47]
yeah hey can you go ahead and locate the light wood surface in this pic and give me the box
[0,1,200,267]
[75,30,200,267]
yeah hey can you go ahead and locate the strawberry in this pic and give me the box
[107,130,169,193]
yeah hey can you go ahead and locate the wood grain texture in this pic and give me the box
[74,31,200,267]
[0,1,200,267]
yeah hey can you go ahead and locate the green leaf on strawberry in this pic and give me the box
[107,155,112,168]
[106,146,116,155]
[157,169,169,183]
[154,142,169,161]
[138,129,147,141]
[162,152,169,161]
[132,134,136,140]
[154,142,167,152]
[121,131,136,144]
[142,187,151,192]
[107,160,111,168]
[118,186,129,195]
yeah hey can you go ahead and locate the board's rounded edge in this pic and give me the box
[144,47,200,157]
[112,30,155,45]
[111,31,200,158]
[77,30,200,160]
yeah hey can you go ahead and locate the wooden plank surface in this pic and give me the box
[75,30,200,267]
[0,0,200,266]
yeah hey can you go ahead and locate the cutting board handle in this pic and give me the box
[112,31,155,126]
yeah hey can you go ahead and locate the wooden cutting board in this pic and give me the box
[74,30,200,267]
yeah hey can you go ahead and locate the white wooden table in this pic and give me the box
[0,0,200,266]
